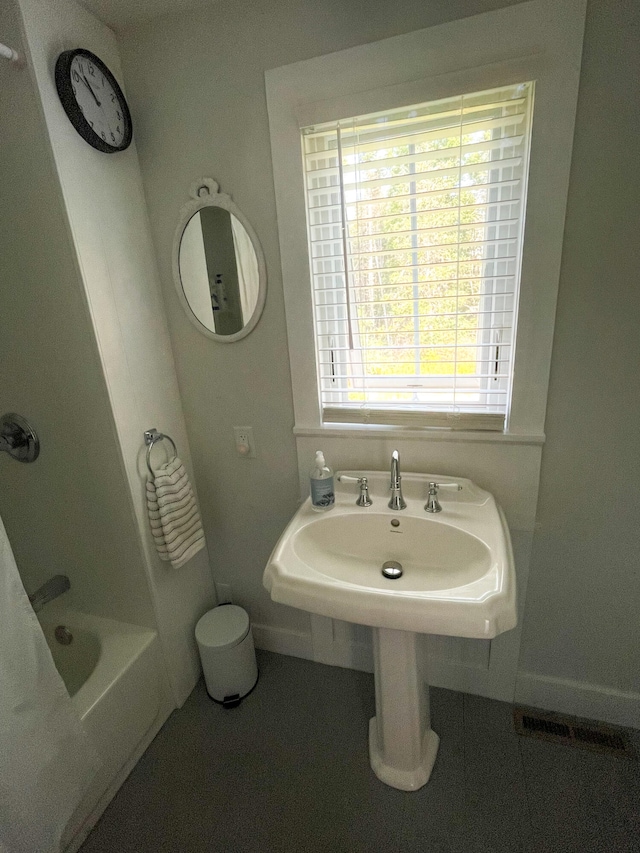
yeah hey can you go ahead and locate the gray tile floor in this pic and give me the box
[81,651,640,853]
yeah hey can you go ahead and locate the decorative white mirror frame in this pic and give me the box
[172,177,267,343]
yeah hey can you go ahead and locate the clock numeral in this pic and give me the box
[88,64,95,76]
[111,132,116,141]
[117,111,121,120]
[73,70,80,82]
[116,126,120,133]
[101,76,105,85]
[111,93,116,103]
[101,131,106,140]
[90,121,94,127]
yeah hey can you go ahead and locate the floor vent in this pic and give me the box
[513,708,635,758]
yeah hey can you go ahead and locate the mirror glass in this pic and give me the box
[178,207,262,338]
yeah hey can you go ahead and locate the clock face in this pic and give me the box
[55,49,132,153]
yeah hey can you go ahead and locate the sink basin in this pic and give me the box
[265,471,515,638]
[264,469,516,792]
[293,514,490,589]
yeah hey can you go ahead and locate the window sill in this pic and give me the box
[293,424,545,445]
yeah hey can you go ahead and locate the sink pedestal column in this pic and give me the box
[369,628,439,791]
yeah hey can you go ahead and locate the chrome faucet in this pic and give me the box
[336,474,372,506]
[425,481,463,513]
[425,482,443,514]
[388,450,407,510]
[28,574,70,613]
[354,476,372,507]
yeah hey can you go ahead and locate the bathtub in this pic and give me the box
[38,606,173,852]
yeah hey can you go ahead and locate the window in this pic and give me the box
[302,83,534,431]
[266,0,585,440]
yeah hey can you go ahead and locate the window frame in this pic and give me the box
[301,83,535,430]
[266,0,587,442]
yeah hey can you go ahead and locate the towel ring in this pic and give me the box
[144,428,178,476]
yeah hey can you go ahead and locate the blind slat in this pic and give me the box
[313,258,517,277]
[312,236,518,263]
[317,300,511,312]
[319,376,511,383]
[310,216,520,244]
[336,157,523,194]
[306,157,523,196]
[314,278,515,297]
[307,177,520,213]
[322,407,505,431]
[305,133,525,180]
[304,108,527,160]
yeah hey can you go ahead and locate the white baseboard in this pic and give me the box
[515,671,640,729]
[253,623,640,730]
[252,622,314,660]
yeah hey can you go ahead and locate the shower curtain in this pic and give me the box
[0,514,100,853]
[231,215,259,324]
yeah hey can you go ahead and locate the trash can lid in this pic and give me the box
[195,605,250,651]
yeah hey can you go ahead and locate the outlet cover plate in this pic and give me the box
[233,426,256,458]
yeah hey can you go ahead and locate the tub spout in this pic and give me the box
[29,574,70,613]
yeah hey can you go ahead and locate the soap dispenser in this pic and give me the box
[309,451,335,512]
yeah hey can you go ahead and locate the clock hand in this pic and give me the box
[80,73,101,107]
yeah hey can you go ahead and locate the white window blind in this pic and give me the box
[302,83,534,431]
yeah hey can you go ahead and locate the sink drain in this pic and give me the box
[382,561,403,579]
[54,625,73,645]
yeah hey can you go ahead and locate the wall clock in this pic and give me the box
[55,49,132,153]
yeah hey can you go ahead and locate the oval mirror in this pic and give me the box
[173,178,267,342]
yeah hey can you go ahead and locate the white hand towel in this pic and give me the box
[146,455,205,568]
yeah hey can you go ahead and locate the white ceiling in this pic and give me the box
[78,0,215,31]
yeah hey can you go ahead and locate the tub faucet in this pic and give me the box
[388,450,407,510]
[28,574,70,613]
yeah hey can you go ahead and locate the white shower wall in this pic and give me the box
[16,0,217,705]
[0,0,153,630]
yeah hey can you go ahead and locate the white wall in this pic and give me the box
[0,0,153,630]
[17,0,217,705]
[117,0,543,695]
[516,0,640,725]
[118,0,639,725]
[119,0,526,647]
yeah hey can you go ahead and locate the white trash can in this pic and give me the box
[195,605,258,707]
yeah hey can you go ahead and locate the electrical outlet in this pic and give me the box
[233,426,256,458]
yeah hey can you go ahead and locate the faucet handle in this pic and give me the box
[425,482,462,513]
[337,474,372,506]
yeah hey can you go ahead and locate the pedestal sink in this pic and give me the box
[263,471,516,790]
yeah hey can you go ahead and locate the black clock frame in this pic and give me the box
[55,48,133,154]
